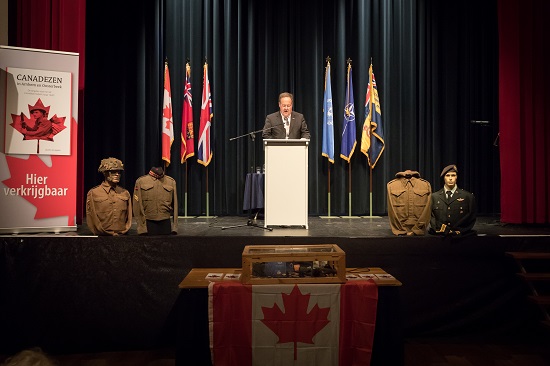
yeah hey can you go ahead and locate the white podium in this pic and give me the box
[263,139,309,229]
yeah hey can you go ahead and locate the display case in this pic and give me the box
[241,244,346,284]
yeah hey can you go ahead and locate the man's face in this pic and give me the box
[31,110,45,119]
[105,170,122,184]
[444,171,457,189]
[279,97,293,118]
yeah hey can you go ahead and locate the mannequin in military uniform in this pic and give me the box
[133,167,178,235]
[429,164,477,236]
[86,157,132,236]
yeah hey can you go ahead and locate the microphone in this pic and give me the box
[470,120,490,126]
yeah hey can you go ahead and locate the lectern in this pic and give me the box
[263,139,309,228]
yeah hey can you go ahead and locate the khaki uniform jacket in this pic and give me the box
[430,188,476,235]
[387,170,432,236]
[133,174,178,235]
[86,181,132,236]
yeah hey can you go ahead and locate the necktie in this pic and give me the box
[285,118,290,138]
[446,191,452,199]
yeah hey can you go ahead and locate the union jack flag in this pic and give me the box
[198,62,213,166]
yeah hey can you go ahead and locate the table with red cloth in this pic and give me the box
[176,268,403,366]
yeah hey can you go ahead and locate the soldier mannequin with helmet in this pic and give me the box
[86,157,132,236]
[429,164,477,236]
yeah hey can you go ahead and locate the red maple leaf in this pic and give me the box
[261,285,331,361]
[10,102,67,142]
[163,104,173,130]
[2,118,77,226]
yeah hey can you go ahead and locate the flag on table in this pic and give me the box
[361,63,385,168]
[198,62,213,166]
[209,281,378,366]
[181,62,195,163]
[161,60,174,166]
[340,62,356,162]
[322,60,334,163]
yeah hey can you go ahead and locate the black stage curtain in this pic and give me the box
[84,0,499,217]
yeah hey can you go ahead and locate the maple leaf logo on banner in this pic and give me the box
[10,98,67,154]
[2,118,77,226]
[261,285,331,361]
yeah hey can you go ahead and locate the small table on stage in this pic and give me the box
[176,268,403,366]
[243,172,264,211]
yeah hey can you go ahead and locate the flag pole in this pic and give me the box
[205,167,209,217]
[369,164,373,216]
[184,162,188,217]
[320,56,334,219]
[340,58,360,218]
[348,163,352,216]
[327,166,331,217]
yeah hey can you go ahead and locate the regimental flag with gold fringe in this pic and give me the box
[161,60,174,166]
[341,63,356,162]
[198,62,213,167]
[181,62,195,163]
[361,63,385,168]
[322,60,334,163]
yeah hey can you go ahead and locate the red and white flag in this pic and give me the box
[209,281,378,366]
[197,62,212,166]
[181,62,195,163]
[162,61,174,166]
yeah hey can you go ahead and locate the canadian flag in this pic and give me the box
[208,281,378,366]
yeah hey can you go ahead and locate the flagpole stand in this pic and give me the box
[196,193,216,218]
[179,192,198,218]
[221,129,273,231]
[319,189,338,219]
[361,193,382,218]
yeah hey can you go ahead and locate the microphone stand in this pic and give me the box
[221,126,276,231]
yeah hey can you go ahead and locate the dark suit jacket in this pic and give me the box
[262,111,311,139]
[430,188,477,235]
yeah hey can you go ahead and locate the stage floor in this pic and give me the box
[53,215,550,238]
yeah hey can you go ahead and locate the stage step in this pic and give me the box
[529,296,550,305]
[517,273,550,281]
[507,251,550,328]
[506,252,550,259]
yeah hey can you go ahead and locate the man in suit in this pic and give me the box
[262,92,310,139]
[429,164,477,236]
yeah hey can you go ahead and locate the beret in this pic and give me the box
[440,164,457,177]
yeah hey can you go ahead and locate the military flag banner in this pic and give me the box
[181,62,195,163]
[360,63,385,168]
[340,63,356,162]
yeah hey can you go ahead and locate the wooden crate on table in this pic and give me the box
[241,244,346,284]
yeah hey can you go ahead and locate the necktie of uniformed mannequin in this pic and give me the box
[446,190,452,200]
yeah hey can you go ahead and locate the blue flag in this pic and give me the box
[322,61,334,163]
[341,63,356,162]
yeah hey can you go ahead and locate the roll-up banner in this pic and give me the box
[0,46,78,233]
